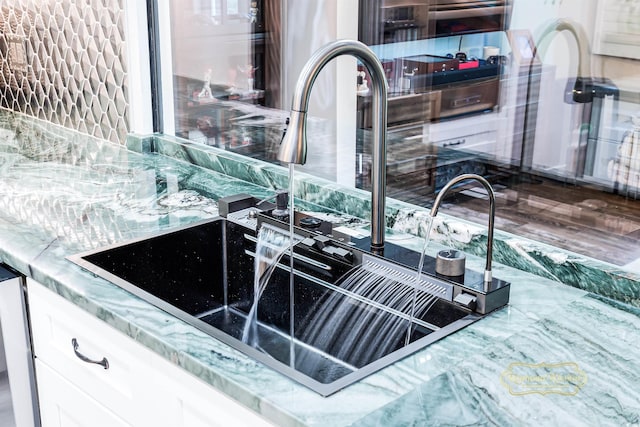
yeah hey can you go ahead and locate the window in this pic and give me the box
[154,0,640,272]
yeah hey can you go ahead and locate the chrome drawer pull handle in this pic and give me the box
[71,338,109,369]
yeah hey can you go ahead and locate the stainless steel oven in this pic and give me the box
[360,0,513,45]
[359,0,512,125]
[0,265,40,427]
[400,54,502,120]
[428,0,513,37]
[356,0,513,192]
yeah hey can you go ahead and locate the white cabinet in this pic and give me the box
[28,280,146,425]
[35,359,131,427]
[424,112,501,156]
[27,280,273,427]
[138,352,274,427]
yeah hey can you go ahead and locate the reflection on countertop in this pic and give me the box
[176,96,640,275]
[150,119,640,308]
[0,110,639,426]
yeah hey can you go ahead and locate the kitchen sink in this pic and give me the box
[69,213,509,396]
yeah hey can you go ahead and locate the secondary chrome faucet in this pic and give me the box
[430,174,496,291]
[536,18,593,103]
[278,39,389,252]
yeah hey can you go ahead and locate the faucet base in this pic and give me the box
[250,208,510,315]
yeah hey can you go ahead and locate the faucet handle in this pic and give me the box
[280,117,290,144]
[275,189,289,211]
[255,189,288,208]
[278,111,307,164]
[272,189,290,221]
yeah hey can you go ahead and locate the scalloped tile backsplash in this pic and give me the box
[0,0,128,144]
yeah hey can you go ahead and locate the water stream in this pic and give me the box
[242,222,292,346]
[296,261,443,377]
[405,216,435,345]
[243,175,442,376]
[288,163,296,367]
[242,164,298,363]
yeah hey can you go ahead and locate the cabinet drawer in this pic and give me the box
[35,359,132,427]
[28,281,149,422]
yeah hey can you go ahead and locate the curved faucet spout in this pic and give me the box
[536,18,593,103]
[536,18,591,79]
[430,174,496,291]
[278,39,389,251]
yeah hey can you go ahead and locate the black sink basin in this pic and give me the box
[69,216,503,396]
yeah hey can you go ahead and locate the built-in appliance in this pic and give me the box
[0,265,40,427]
[402,54,502,120]
[427,0,513,37]
[360,0,513,46]
[357,0,513,194]
[359,0,513,126]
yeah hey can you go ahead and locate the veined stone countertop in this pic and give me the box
[0,111,639,426]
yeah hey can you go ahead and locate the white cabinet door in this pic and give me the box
[28,280,146,423]
[35,359,131,427]
[138,351,274,427]
[27,280,274,426]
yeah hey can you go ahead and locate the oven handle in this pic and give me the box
[430,0,505,9]
[430,6,509,20]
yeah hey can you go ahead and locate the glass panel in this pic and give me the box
[211,0,221,18]
[164,1,362,182]
[227,0,239,15]
[158,0,640,273]
[168,1,264,147]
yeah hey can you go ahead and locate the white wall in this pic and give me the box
[510,0,599,175]
[281,0,359,185]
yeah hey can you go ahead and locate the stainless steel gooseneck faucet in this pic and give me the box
[278,39,389,251]
[536,18,593,103]
[430,174,496,291]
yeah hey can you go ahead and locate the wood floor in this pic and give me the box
[364,125,640,267]
[0,370,16,427]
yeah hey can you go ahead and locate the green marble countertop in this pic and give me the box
[1,112,639,426]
